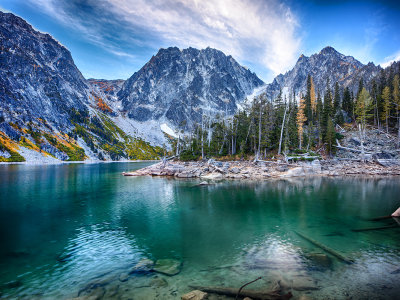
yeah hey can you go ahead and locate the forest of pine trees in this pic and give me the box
[172,62,400,161]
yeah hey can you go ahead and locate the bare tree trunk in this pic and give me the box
[176,135,180,157]
[256,102,262,161]
[278,103,288,155]
[201,116,204,159]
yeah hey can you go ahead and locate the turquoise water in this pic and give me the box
[0,162,399,299]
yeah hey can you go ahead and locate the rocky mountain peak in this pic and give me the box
[261,46,380,101]
[118,46,264,127]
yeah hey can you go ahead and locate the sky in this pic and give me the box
[1,0,400,82]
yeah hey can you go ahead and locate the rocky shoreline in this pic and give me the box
[123,158,400,179]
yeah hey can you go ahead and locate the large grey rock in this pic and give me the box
[153,259,182,276]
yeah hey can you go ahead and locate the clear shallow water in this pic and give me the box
[0,163,399,299]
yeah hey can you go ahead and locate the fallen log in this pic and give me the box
[295,231,354,264]
[392,207,400,217]
[189,285,292,300]
[368,215,393,221]
[334,145,373,154]
[235,277,262,300]
[352,225,399,232]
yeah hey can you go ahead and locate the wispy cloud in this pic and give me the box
[29,0,302,77]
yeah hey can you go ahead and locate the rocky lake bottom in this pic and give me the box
[0,162,399,299]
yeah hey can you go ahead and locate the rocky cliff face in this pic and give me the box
[262,46,381,100]
[118,47,264,127]
[0,12,162,163]
[0,11,89,130]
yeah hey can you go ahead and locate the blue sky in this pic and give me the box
[1,0,399,82]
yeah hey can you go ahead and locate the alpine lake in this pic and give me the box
[0,162,399,300]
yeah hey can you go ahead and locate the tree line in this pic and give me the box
[171,63,400,161]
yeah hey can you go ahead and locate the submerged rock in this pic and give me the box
[304,253,332,269]
[153,259,182,276]
[181,290,208,300]
[119,272,129,282]
[130,258,155,274]
[3,280,22,289]
[77,286,105,299]
[150,276,168,287]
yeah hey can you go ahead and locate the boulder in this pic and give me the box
[153,259,182,276]
[201,173,222,179]
[181,290,208,300]
[130,258,154,273]
[230,167,240,174]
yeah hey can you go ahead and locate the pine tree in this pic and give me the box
[333,82,340,112]
[305,75,312,122]
[322,87,333,142]
[342,87,352,121]
[325,118,336,156]
[333,82,343,125]
[296,96,307,149]
[381,86,391,133]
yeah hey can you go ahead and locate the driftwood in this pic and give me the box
[189,285,292,300]
[368,215,394,221]
[334,144,373,154]
[235,277,262,300]
[352,225,399,232]
[295,231,354,264]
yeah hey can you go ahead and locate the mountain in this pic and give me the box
[118,47,264,128]
[0,11,161,162]
[87,78,125,99]
[0,11,90,130]
[262,46,381,100]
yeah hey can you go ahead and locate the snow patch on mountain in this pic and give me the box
[160,123,178,138]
